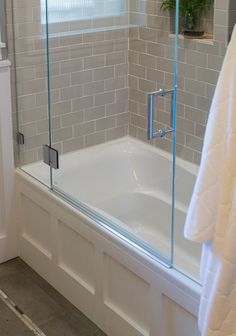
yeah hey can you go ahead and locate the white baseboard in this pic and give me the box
[0,235,17,263]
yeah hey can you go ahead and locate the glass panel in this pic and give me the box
[10,0,51,186]
[174,0,231,281]
[47,0,179,263]
[0,0,7,60]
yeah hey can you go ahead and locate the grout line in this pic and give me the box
[0,288,47,336]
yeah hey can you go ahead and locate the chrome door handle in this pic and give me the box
[148,88,174,140]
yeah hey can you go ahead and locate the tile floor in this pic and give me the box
[0,258,106,336]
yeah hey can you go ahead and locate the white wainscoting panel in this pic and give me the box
[58,220,96,294]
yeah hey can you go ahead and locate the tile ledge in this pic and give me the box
[169,33,214,45]
[38,24,137,40]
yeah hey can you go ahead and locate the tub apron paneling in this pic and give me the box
[16,171,200,336]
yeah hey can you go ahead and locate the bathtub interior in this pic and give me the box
[23,136,201,280]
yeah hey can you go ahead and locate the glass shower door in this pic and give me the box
[173,0,227,280]
[46,0,180,265]
[12,0,52,187]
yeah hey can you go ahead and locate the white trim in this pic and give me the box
[0,60,18,262]
[0,42,4,60]
[0,59,10,68]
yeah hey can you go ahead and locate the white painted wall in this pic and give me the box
[0,60,17,262]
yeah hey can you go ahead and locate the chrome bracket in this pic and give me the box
[148,88,175,140]
[43,145,59,170]
[17,132,25,145]
[157,129,174,138]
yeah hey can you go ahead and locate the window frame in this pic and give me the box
[40,0,126,25]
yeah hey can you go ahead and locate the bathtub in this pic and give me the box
[16,136,201,336]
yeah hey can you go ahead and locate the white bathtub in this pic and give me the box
[24,136,201,278]
[16,136,201,336]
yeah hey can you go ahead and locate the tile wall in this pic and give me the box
[129,0,232,164]
[229,0,236,39]
[6,0,236,165]
[6,0,129,165]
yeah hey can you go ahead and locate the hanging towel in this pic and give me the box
[184,24,236,336]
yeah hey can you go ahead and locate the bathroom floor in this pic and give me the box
[0,258,106,336]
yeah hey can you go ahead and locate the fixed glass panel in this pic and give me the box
[48,0,179,263]
[10,0,51,186]
[173,0,231,281]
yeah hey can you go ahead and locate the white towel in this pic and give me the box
[184,24,236,336]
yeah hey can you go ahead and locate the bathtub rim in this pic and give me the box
[22,136,199,178]
[16,168,201,303]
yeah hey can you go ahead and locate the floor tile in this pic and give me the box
[0,305,31,336]
[0,273,63,325]
[0,258,29,278]
[0,258,107,336]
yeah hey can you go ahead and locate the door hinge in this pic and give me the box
[17,132,25,145]
[43,145,59,170]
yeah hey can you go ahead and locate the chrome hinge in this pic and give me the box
[157,128,174,138]
[43,145,59,170]
[17,132,25,145]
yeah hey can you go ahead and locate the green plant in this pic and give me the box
[161,0,213,31]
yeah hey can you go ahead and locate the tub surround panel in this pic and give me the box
[0,60,17,262]
[16,170,200,336]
